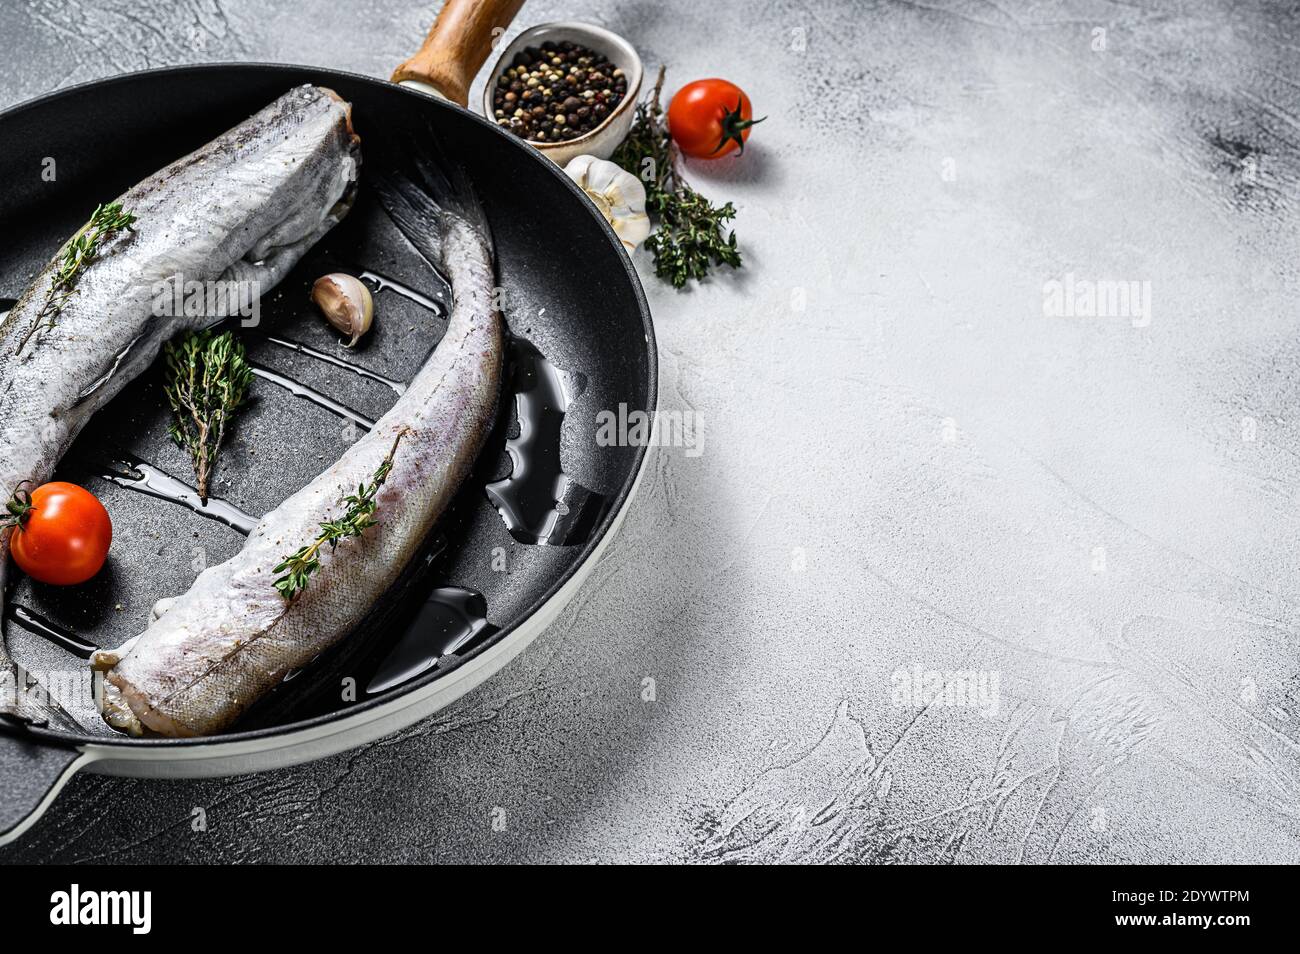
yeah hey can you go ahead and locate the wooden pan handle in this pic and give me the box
[392,0,526,106]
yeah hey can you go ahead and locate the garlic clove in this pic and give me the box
[610,208,651,252]
[563,154,651,252]
[311,273,373,347]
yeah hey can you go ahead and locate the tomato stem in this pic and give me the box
[713,97,766,156]
[0,482,35,532]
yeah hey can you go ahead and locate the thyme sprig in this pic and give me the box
[163,330,253,502]
[611,66,742,288]
[15,201,137,354]
[273,428,409,601]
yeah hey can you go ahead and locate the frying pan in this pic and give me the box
[0,0,656,845]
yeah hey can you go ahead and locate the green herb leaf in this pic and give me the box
[163,329,253,502]
[273,429,408,601]
[15,201,137,354]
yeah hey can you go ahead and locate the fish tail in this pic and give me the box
[375,128,494,274]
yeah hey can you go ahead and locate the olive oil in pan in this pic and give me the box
[256,333,407,395]
[4,604,96,658]
[358,269,447,315]
[89,454,258,534]
[366,586,496,693]
[487,337,608,547]
[248,362,376,430]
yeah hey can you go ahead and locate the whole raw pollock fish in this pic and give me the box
[0,85,361,720]
[98,158,504,736]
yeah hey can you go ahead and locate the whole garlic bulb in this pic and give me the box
[563,155,651,252]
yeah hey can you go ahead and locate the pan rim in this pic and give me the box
[0,62,658,751]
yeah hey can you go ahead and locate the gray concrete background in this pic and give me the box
[3,0,1300,863]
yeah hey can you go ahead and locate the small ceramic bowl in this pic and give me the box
[483,21,643,167]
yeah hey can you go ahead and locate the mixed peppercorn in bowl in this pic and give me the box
[492,39,629,143]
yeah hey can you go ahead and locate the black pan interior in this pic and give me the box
[0,64,655,746]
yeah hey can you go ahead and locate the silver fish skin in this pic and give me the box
[102,167,504,737]
[0,85,361,720]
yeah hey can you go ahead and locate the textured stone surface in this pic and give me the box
[3,0,1300,863]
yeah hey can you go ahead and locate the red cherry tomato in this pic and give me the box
[668,78,764,158]
[7,482,112,585]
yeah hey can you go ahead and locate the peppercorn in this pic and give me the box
[492,41,628,143]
